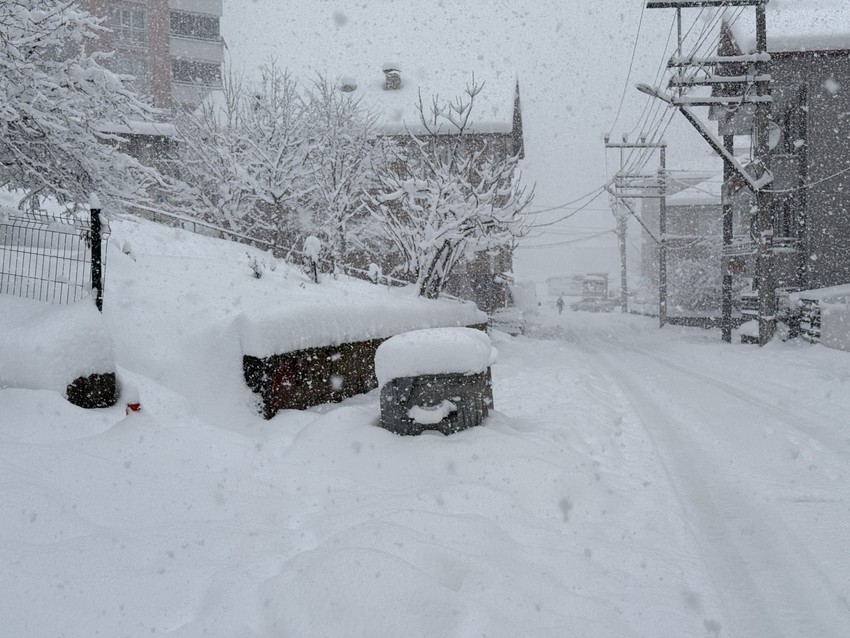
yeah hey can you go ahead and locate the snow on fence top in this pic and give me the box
[374,327,495,388]
[728,0,850,54]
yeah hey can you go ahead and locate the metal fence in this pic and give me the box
[0,209,108,307]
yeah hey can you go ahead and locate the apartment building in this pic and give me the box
[84,0,224,111]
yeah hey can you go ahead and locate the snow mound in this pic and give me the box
[0,296,114,393]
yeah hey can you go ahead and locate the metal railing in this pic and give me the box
[0,209,108,306]
[722,236,800,257]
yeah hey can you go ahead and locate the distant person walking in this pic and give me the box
[556,296,564,314]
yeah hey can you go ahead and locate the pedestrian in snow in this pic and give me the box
[557,296,564,314]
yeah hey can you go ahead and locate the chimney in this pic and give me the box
[382,62,401,90]
[339,76,358,93]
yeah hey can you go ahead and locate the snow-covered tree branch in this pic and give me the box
[173,63,382,264]
[301,76,380,272]
[172,61,313,249]
[0,0,163,210]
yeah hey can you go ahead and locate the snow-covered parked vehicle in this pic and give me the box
[375,328,495,435]
[488,306,526,335]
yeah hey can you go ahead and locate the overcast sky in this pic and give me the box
[223,0,723,283]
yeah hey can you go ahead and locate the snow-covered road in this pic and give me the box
[497,311,850,638]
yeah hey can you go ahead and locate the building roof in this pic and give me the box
[222,3,521,137]
[727,0,850,54]
[354,70,519,137]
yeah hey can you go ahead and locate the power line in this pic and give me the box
[518,229,615,250]
[608,0,647,135]
[525,185,606,215]
[528,189,607,228]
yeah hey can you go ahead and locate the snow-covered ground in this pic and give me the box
[2,219,849,637]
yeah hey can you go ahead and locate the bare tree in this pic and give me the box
[174,61,314,250]
[301,76,380,272]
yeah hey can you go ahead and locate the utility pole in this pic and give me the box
[641,0,775,345]
[612,198,629,313]
[658,145,668,327]
[722,134,735,342]
[604,137,668,323]
[753,1,775,345]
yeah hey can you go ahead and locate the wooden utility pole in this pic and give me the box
[642,0,774,344]
[753,1,775,345]
[722,134,735,342]
[658,146,668,327]
[604,138,668,323]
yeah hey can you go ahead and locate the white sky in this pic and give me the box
[222,0,723,283]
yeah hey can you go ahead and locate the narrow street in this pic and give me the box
[494,310,850,638]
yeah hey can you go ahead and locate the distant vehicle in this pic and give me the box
[546,274,585,297]
[571,273,618,312]
[488,306,526,335]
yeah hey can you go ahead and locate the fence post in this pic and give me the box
[90,206,103,312]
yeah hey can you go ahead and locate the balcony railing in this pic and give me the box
[722,236,800,257]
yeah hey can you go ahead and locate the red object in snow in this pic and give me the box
[125,402,142,415]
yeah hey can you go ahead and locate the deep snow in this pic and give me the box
[2,218,849,637]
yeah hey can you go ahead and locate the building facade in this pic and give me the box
[83,0,224,111]
[713,11,850,293]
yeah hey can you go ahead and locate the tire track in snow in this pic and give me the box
[614,341,849,456]
[581,338,850,638]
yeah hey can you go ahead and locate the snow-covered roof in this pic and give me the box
[727,0,850,54]
[353,70,518,136]
[222,4,520,137]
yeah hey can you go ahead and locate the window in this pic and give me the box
[112,56,149,97]
[111,8,146,45]
[171,58,221,87]
[170,11,220,41]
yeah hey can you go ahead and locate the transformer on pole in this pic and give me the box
[641,0,775,345]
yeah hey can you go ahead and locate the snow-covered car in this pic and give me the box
[488,307,526,335]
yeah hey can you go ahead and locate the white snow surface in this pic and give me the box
[2,218,850,637]
[374,327,494,387]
